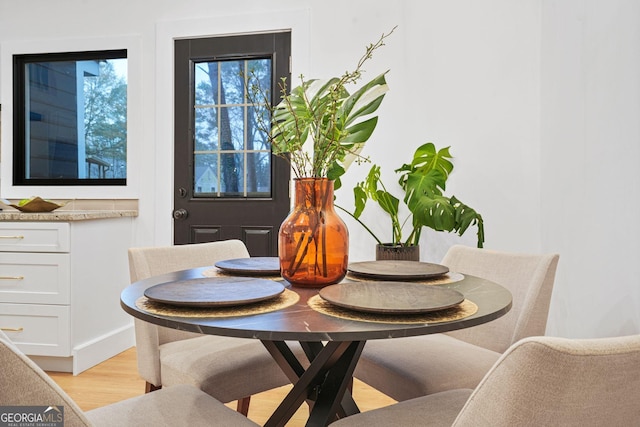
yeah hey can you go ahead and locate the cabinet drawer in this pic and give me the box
[0,222,70,253]
[0,303,70,357]
[0,253,70,304]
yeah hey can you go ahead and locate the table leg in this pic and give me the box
[299,341,360,416]
[262,340,365,427]
[306,341,364,425]
[264,340,307,381]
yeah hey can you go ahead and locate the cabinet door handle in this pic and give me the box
[0,276,24,280]
[0,327,24,332]
[0,235,25,239]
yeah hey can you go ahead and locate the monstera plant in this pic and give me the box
[338,142,485,256]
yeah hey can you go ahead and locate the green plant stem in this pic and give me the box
[335,204,383,245]
[405,226,421,247]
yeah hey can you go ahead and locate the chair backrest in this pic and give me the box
[453,334,640,426]
[0,330,92,427]
[127,239,250,283]
[442,245,559,353]
[127,239,251,386]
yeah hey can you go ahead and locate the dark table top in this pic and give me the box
[121,267,512,342]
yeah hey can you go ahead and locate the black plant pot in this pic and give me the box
[375,244,420,261]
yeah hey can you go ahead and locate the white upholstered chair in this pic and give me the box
[334,334,640,426]
[354,245,560,401]
[0,330,258,427]
[128,240,297,416]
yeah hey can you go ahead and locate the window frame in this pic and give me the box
[13,49,128,186]
[0,35,141,199]
[191,57,274,198]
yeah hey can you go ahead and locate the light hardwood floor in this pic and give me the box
[48,347,396,426]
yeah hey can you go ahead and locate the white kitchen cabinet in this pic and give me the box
[0,215,135,374]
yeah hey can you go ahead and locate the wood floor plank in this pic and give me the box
[47,346,396,426]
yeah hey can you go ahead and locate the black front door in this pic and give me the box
[173,32,291,256]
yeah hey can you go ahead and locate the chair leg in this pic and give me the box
[145,382,162,393]
[236,396,251,416]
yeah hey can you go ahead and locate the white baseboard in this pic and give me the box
[28,324,135,375]
[30,355,73,373]
[72,324,135,375]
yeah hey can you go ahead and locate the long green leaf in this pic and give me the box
[451,196,485,248]
[339,72,389,127]
[376,190,399,217]
[408,195,456,232]
[353,185,368,218]
[342,117,379,143]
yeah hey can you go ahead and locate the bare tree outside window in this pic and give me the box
[84,59,127,179]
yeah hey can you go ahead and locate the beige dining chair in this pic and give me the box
[0,329,258,427]
[128,240,299,416]
[335,334,640,426]
[354,245,560,401]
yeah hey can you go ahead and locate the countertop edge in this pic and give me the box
[0,210,138,221]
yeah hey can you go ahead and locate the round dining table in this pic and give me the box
[120,265,512,427]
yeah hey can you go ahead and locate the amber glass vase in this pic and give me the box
[279,178,349,287]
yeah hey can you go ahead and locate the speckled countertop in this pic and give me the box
[0,199,138,221]
[0,210,138,221]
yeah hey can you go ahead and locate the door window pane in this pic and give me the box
[194,153,218,195]
[220,60,244,105]
[194,108,218,151]
[246,151,271,193]
[220,105,245,150]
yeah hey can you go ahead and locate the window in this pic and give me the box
[192,58,271,197]
[13,49,127,185]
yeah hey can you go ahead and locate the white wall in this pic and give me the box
[541,0,640,338]
[0,0,638,339]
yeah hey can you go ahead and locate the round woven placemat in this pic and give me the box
[136,288,299,318]
[201,268,283,282]
[346,271,465,285]
[308,294,478,324]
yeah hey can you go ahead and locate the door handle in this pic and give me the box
[173,208,188,220]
